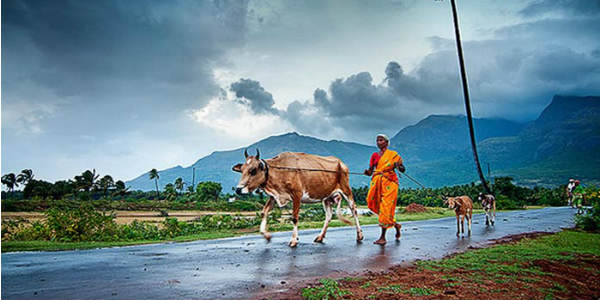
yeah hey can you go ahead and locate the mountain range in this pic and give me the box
[126,95,600,191]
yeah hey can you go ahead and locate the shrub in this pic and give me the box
[45,204,118,242]
[299,205,326,221]
[227,200,262,211]
[495,194,524,210]
[575,201,600,232]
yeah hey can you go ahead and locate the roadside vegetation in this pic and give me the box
[2,168,599,252]
[299,230,600,300]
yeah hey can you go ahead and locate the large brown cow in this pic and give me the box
[232,150,363,247]
[444,195,473,236]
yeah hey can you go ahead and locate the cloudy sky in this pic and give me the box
[2,0,600,183]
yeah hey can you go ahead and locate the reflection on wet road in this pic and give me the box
[2,207,576,300]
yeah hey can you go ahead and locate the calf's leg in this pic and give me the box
[467,211,472,235]
[456,214,460,236]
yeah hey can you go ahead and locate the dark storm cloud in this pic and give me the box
[2,0,248,109]
[230,78,280,115]
[2,0,250,180]
[2,0,250,139]
[520,0,600,16]
[236,10,600,136]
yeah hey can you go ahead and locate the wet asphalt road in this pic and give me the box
[2,207,576,300]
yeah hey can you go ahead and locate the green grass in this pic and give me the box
[0,206,549,252]
[407,287,438,296]
[376,284,405,294]
[1,231,238,252]
[417,231,600,278]
[301,279,352,300]
[299,231,600,300]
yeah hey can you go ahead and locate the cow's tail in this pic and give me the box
[336,196,353,225]
[335,162,353,225]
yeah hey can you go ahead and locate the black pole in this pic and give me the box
[192,167,195,192]
[450,0,491,194]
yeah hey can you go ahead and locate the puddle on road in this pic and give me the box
[133,252,168,257]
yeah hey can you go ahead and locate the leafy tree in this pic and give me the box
[164,183,177,201]
[16,169,34,186]
[196,181,222,201]
[23,179,54,199]
[2,173,18,193]
[186,185,194,195]
[74,169,99,193]
[51,180,75,199]
[174,177,184,196]
[99,175,114,198]
[112,180,130,197]
[149,169,160,199]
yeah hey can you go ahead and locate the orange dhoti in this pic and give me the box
[367,150,401,228]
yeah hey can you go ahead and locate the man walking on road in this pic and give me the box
[566,179,576,208]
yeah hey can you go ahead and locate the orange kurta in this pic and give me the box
[367,149,402,228]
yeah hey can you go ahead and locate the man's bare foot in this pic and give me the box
[394,223,402,240]
[373,238,386,245]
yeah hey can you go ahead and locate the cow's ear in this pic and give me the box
[232,163,243,173]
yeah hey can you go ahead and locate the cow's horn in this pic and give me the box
[256,148,260,160]
[244,149,249,158]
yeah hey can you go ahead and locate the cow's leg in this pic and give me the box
[485,209,489,226]
[460,215,465,234]
[289,196,301,247]
[315,199,333,243]
[260,197,275,241]
[492,203,496,225]
[455,214,460,236]
[467,211,472,235]
[342,192,363,241]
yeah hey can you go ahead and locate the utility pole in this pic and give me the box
[450,0,492,194]
[192,167,195,192]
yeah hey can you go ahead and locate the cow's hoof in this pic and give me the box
[289,240,298,247]
[357,232,364,242]
[491,221,495,226]
[456,232,460,237]
[314,236,324,243]
[263,233,272,242]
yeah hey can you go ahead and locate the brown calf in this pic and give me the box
[444,196,473,236]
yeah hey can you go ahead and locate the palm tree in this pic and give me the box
[1,173,18,194]
[149,168,160,199]
[99,175,114,198]
[174,177,184,196]
[449,0,491,194]
[78,169,100,192]
[16,169,34,186]
[111,180,130,197]
[164,183,177,201]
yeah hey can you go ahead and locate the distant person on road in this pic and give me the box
[566,179,576,208]
[364,134,405,245]
[573,180,586,215]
